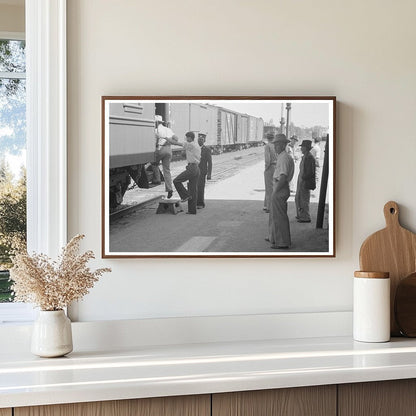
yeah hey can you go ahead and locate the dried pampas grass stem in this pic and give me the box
[10,234,111,311]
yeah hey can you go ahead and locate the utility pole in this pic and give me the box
[285,103,291,138]
[279,103,285,133]
[316,134,329,229]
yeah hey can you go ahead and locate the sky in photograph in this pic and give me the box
[203,101,330,128]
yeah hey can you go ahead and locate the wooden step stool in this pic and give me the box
[156,199,183,214]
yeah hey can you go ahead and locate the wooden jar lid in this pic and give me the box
[354,271,390,279]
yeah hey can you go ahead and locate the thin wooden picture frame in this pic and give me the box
[102,96,336,258]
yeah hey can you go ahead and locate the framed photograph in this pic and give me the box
[102,96,336,258]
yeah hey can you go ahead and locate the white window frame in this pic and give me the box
[0,0,67,323]
[0,31,32,323]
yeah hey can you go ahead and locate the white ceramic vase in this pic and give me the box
[31,310,73,357]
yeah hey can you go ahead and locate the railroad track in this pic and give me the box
[110,195,162,221]
[208,149,263,183]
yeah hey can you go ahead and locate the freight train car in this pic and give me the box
[169,103,264,152]
[169,103,212,158]
[169,103,210,142]
[167,103,264,152]
[211,106,264,151]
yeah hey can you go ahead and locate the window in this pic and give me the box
[0,33,34,323]
[0,36,26,305]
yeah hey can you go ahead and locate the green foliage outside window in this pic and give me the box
[0,162,26,302]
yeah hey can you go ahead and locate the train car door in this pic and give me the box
[236,113,243,144]
[221,110,237,146]
[230,112,237,144]
[248,116,257,143]
[241,114,249,144]
[205,104,219,147]
[220,110,228,145]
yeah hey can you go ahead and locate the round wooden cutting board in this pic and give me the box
[359,201,416,336]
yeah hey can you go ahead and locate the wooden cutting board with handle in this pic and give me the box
[359,201,416,336]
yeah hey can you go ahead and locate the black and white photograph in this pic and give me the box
[102,97,335,257]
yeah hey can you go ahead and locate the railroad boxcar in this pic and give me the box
[169,103,210,139]
[235,114,264,148]
[109,102,156,208]
[169,103,213,158]
[168,103,263,152]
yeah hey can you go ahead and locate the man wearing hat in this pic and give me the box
[197,134,212,209]
[268,133,295,249]
[263,132,277,213]
[295,139,316,223]
[287,135,299,160]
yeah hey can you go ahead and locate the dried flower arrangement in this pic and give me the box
[10,234,111,311]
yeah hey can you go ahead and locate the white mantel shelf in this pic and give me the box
[2,336,416,409]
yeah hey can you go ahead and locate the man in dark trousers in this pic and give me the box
[196,134,212,209]
[167,131,201,214]
[295,139,316,223]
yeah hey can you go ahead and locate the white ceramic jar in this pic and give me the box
[353,271,390,343]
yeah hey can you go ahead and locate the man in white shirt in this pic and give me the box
[166,131,201,214]
[267,134,295,249]
[287,135,299,194]
[153,116,174,198]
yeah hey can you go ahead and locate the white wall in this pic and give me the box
[67,0,416,322]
